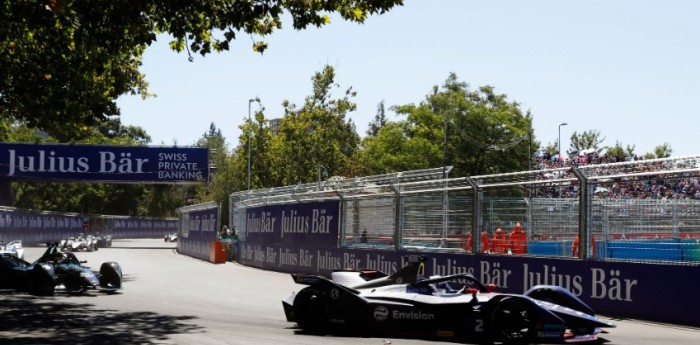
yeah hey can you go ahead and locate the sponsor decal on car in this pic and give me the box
[373,306,436,321]
[374,306,389,321]
[393,310,435,320]
[539,331,564,338]
[436,330,455,338]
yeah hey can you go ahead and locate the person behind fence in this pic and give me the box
[572,234,597,258]
[360,229,368,243]
[465,231,490,253]
[508,222,528,254]
[491,228,508,254]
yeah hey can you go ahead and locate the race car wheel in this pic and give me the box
[490,297,536,345]
[30,265,55,296]
[292,288,329,333]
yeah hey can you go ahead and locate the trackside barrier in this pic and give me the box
[527,239,700,262]
[606,239,700,262]
[176,202,221,263]
[0,207,177,245]
[210,241,227,263]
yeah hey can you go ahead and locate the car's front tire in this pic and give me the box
[490,297,536,345]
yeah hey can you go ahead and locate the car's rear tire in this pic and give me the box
[292,288,329,333]
[490,297,536,345]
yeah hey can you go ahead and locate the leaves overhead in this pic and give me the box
[0,0,404,140]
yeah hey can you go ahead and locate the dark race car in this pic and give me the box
[95,234,112,247]
[282,256,614,344]
[0,243,122,295]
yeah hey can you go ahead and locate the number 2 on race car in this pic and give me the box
[475,319,484,332]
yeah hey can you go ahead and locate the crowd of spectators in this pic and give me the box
[533,151,700,200]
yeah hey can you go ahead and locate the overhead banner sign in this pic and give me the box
[0,143,208,184]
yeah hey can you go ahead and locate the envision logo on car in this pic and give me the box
[373,306,389,321]
[393,310,435,320]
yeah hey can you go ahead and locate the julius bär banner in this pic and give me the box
[245,201,340,248]
[178,205,219,262]
[0,143,208,183]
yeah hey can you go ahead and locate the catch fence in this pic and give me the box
[230,156,700,264]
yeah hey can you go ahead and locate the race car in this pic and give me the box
[282,256,614,344]
[164,233,178,242]
[0,239,25,260]
[95,234,113,247]
[0,243,122,295]
[60,234,98,252]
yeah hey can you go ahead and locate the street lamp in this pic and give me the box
[247,98,257,190]
[558,122,568,162]
[317,164,328,191]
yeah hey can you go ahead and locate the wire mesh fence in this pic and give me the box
[231,156,700,264]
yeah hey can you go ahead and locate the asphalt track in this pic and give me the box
[1,239,698,345]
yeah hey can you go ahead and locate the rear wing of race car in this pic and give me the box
[290,274,361,294]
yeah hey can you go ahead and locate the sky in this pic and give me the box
[117,0,700,158]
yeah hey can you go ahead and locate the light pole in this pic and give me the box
[317,164,328,191]
[558,122,568,162]
[247,99,255,190]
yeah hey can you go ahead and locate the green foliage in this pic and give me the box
[356,122,439,175]
[653,143,673,158]
[366,100,388,137]
[568,130,605,155]
[1,0,403,141]
[605,141,636,162]
[191,123,234,224]
[269,65,360,185]
[389,73,534,176]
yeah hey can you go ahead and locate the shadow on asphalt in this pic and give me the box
[0,293,202,344]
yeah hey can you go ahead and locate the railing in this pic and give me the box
[231,156,700,264]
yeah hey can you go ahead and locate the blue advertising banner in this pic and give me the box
[245,201,339,248]
[0,209,84,245]
[237,241,700,327]
[109,217,178,239]
[0,143,208,183]
[0,209,177,243]
[179,207,218,261]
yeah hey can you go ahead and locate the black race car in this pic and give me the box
[282,256,615,344]
[95,234,113,247]
[0,243,122,295]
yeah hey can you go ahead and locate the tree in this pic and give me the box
[355,121,439,175]
[1,1,403,141]
[605,141,636,162]
[568,130,605,155]
[269,65,360,186]
[367,100,388,136]
[391,73,534,176]
[190,123,236,224]
[652,143,673,159]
